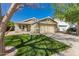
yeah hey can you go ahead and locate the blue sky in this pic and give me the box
[1,3,55,22]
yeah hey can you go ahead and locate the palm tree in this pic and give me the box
[53,3,79,35]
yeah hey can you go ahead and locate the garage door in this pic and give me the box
[48,25,55,33]
[40,25,55,33]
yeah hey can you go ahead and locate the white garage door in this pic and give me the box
[40,25,55,33]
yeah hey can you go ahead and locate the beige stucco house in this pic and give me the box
[15,17,58,34]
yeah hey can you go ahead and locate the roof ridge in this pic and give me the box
[23,17,37,22]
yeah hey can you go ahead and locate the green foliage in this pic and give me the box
[7,21,14,27]
[5,34,70,56]
[52,3,79,24]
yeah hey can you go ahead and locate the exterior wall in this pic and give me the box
[15,23,57,34]
[54,19,70,32]
[31,24,39,33]
[31,24,57,34]
[40,19,57,24]
[24,25,27,31]
[58,22,69,32]
[24,19,37,24]
[15,24,22,32]
[39,24,56,34]
[14,18,57,34]
[15,24,29,32]
[31,24,35,33]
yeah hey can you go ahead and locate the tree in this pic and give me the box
[0,3,20,55]
[5,21,14,34]
[0,3,2,22]
[0,3,42,55]
[6,21,14,30]
[52,3,79,35]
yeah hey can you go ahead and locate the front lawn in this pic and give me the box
[5,34,70,56]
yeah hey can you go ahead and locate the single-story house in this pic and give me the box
[15,17,58,34]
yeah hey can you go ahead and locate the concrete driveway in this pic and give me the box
[45,33,79,56]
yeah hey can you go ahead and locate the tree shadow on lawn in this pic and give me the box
[5,34,70,56]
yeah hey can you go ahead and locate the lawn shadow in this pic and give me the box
[14,35,69,56]
[5,34,69,56]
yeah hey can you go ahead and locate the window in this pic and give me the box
[59,25,67,27]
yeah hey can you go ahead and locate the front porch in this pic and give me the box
[15,23,31,32]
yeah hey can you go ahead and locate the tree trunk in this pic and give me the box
[5,26,13,35]
[0,3,20,55]
[76,22,79,35]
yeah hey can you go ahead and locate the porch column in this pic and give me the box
[15,24,21,32]
[24,25,27,31]
[21,25,23,31]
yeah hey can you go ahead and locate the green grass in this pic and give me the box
[5,34,70,56]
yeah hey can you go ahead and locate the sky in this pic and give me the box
[1,3,55,22]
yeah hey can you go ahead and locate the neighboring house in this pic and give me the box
[15,17,58,34]
[54,19,76,32]
[54,19,70,32]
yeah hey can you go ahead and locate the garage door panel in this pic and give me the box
[40,25,45,33]
[40,25,55,33]
[49,26,55,33]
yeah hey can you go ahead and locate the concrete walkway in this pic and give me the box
[5,46,17,56]
[45,33,79,56]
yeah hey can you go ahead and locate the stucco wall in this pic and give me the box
[31,24,37,33]
[39,24,56,34]
[15,24,22,32]
[54,19,70,32]
[15,23,57,34]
